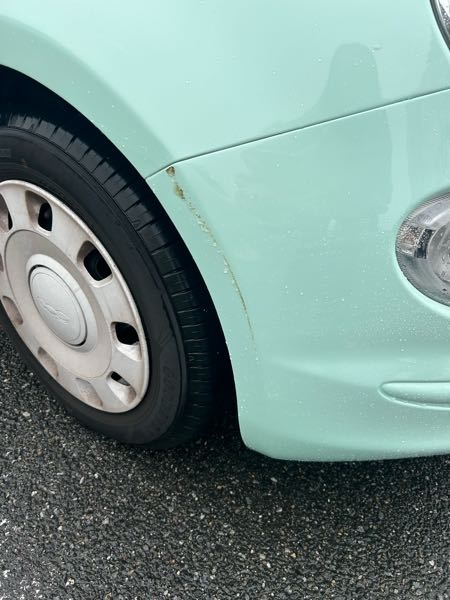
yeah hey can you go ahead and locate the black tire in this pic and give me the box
[0,83,227,448]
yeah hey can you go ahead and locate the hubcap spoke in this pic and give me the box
[0,230,9,259]
[0,268,14,300]
[90,275,139,327]
[49,203,91,263]
[91,376,132,412]
[54,363,82,397]
[0,182,34,231]
[14,320,40,356]
[110,346,143,392]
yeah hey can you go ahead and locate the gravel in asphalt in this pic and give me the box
[0,330,449,599]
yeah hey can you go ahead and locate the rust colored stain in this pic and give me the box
[165,166,185,199]
[164,163,253,340]
[174,182,185,199]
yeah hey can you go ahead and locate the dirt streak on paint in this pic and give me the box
[165,166,254,341]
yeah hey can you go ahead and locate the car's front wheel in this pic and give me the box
[0,96,225,447]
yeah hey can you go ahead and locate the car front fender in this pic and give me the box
[1,1,450,178]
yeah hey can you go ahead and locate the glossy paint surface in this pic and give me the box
[1,1,450,176]
[150,89,450,460]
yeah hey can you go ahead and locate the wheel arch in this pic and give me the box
[0,14,170,178]
[0,64,238,416]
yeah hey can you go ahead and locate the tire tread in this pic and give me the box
[0,87,228,448]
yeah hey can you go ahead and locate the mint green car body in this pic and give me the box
[1,1,450,460]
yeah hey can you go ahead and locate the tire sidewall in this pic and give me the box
[0,128,186,444]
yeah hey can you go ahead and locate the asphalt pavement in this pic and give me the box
[0,329,448,599]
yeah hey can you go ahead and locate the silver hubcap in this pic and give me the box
[0,180,149,413]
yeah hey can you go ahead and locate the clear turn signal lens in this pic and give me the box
[396,195,450,305]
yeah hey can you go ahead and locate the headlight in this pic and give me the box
[433,0,450,43]
[396,195,450,305]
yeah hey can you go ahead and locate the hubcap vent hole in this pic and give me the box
[37,347,58,378]
[110,371,130,386]
[37,202,53,231]
[0,194,12,232]
[115,322,139,345]
[83,244,112,281]
[2,296,22,326]
[108,371,136,406]
[76,379,102,408]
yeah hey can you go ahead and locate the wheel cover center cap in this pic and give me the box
[29,266,87,345]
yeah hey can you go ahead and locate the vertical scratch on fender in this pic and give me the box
[165,166,254,342]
